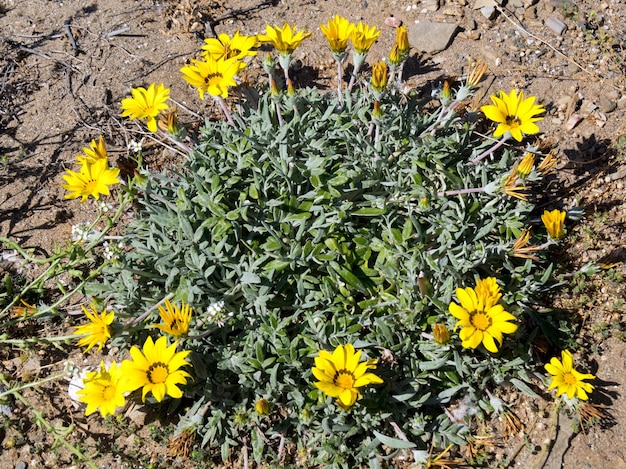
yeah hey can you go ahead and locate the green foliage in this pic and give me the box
[90,84,556,466]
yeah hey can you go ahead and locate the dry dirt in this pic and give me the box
[1,0,626,467]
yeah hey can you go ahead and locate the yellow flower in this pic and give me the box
[61,158,120,202]
[154,299,192,337]
[78,361,128,417]
[481,89,545,142]
[465,57,488,90]
[516,152,536,178]
[388,43,402,67]
[350,21,380,55]
[74,304,114,352]
[122,336,192,402]
[120,83,170,132]
[201,31,258,64]
[321,15,354,56]
[255,398,270,415]
[258,23,312,56]
[502,168,529,201]
[77,136,108,164]
[396,25,410,57]
[541,209,566,240]
[312,344,383,408]
[433,324,450,345]
[370,61,388,94]
[545,350,595,400]
[180,57,240,100]
[474,277,502,307]
[449,282,518,353]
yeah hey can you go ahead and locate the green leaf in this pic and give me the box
[372,430,416,449]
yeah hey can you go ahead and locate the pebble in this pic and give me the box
[408,21,459,53]
[480,6,496,19]
[545,17,567,35]
[598,96,617,114]
[15,463,27,469]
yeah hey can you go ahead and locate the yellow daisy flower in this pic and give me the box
[370,61,388,95]
[396,25,410,58]
[449,282,518,353]
[480,89,545,142]
[541,209,566,240]
[258,23,312,56]
[122,336,192,402]
[474,276,502,308]
[154,298,192,337]
[74,304,114,352]
[180,57,241,100]
[61,158,120,202]
[77,135,108,164]
[201,31,258,64]
[120,83,170,132]
[350,21,380,55]
[78,361,128,417]
[321,15,354,56]
[545,350,595,400]
[311,344,383,408]
[516,152,536,178]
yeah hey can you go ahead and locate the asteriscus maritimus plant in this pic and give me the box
[312,343,383,408]
[122,336,192,402]
[201,31,258,64]
[78,361,128,417]
[62,158,120,202]
[180,57,241,100]
[481,89,545,142]
[154,298,192,337]
[541,209,566,240]
[449,278,518,353]
[121,83,170,132]
[74,304,114,352]
[77,135,108,164]
[545,350,595,400]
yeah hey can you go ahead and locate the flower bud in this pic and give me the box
[433,323,450,345]
[255,398,270,415]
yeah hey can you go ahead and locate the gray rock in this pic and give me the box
[15,463,27,469]
[545,17,567,35]
[409,21,459,54]
[598,96,617,114]
[480,6,497,19]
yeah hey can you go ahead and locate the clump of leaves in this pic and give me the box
[90,81,558,466]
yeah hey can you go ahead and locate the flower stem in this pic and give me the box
[215,96,235,126]
[336,59,344,106]
[347,62,361,93]
[469,135,509,164]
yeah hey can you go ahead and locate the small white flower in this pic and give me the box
[128,139,144,153]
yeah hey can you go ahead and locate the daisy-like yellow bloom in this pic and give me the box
[541,209,566,240]
[120,83,170,132]
[321,15,354,57]
[201,31,258,65]
[474,277,502,306]
[449,281,518,353]
[62,158,120,202]
[74,304,114,352]
[154,299,192,337]
[371,61,388,95]
[516,152,536,178]
[312,344,383,408]
[481,89,545,142]
[77,135,108,164]
[122,336,192,402]
[78,361,128,417]
[502,168,529,201]
[258,23,312,56]
[545,350,595,400]
[396,25,410,57]
[180,57,240,100]
[350,21,380,55]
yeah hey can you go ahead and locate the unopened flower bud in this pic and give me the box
[255,398,270,415]
[433,323,450,345]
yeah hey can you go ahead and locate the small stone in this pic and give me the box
[15,463,28,469]
[408,21,459,53]
[385,16,403,28]
[421,0,440,12]
[598,96,617,113]
[480,6,496,19]
[545,17,567,35]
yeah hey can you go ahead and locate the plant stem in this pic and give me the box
[336,59,343,106]
[469,135,509,164]
[215,96,235,126]
[437,187,485,197]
